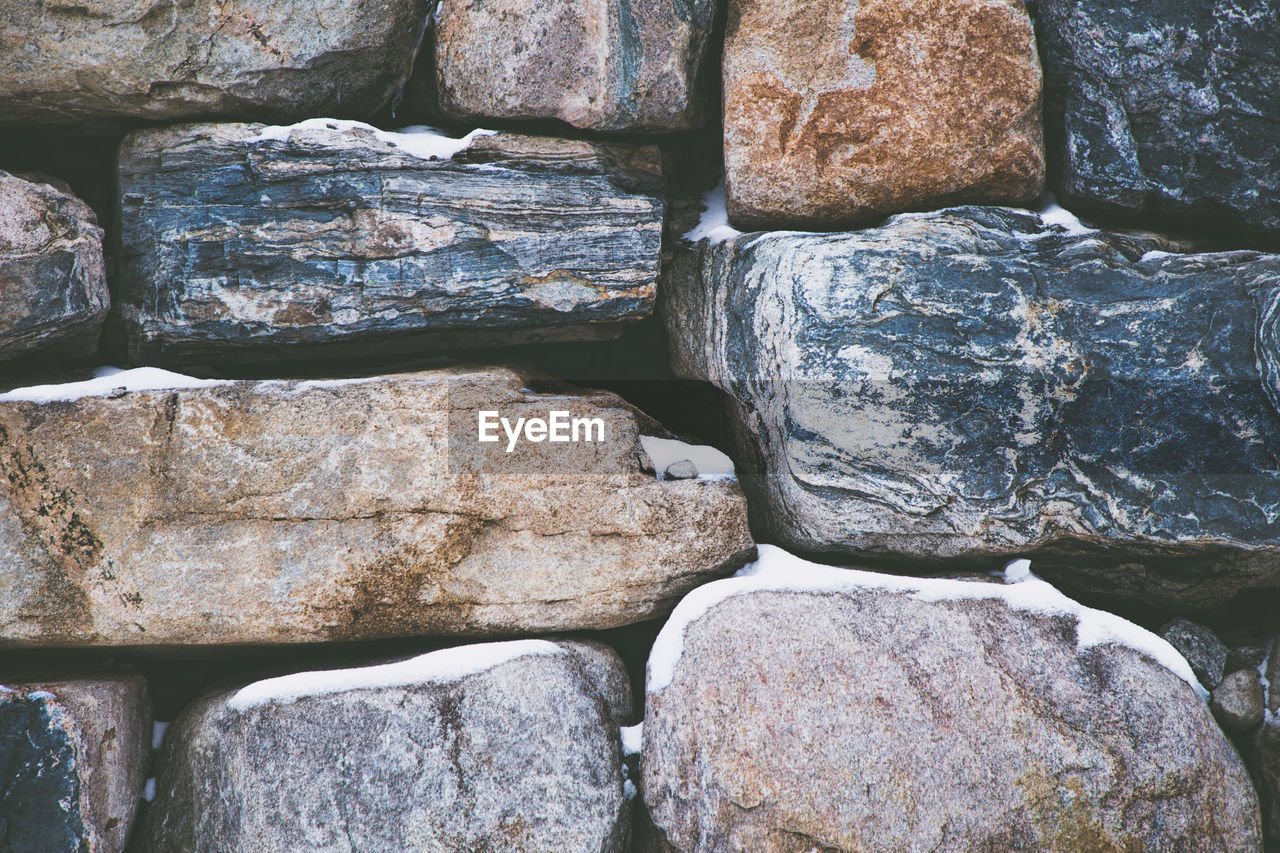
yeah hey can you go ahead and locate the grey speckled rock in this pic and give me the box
[1161,618,1229,689]
[1211,670,1264,732]
[142,640,631,853]
[1035,0,1280,245]
[1254,721,1280,852]
[0,677,150,853]
[436,0,716,132]
[0,365,754,647]
[0,0,427,129]
[643,567,1261,851]
[0,171,107,363]
[117,122,663,365]
[665,204,1280,617]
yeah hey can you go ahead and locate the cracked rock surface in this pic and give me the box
[0,171,107,363]
[665,205,1280,616]
[0,365,755,647]
[643,586,1260,851]
[0,0,428,129]
[117,123,665,366]
[141,640,631,853]
[1036,0,1280,245]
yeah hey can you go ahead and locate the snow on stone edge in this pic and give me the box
[640,435,735,481]
[226,640,563,711]
[620,722,643,756]
[0,367,230,403]
[683,181,744,245]
[646,545,1206,699]
[249,118,498,161]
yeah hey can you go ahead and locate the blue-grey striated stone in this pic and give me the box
[664,205,1280,616]
[435,0,718,132]
[1034,0,1280,246]
[0,678,150,853]
[0,0,429,130]
[117,122,664,365]
[0,171,107,364]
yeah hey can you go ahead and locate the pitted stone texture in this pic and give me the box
[1210,670,1264,732]
[0,677,150,853]
[142,641,630,852]
[0,366,754,647]
[643,585,1261,851]
[436,0,716,133]
[1161,618,1229,689]
[0,0,427,129]
[665,205,1280,616]
[1036,0,1280,245]
[0,171,107,363]
[722,0,1044,229]
[117,123,664,366]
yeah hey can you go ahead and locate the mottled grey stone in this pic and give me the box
[1035,0,1280,246]
[664,204,1280,617]
[0,171,107,363]
[0,0,428,130]
[1161,618,1229,689]
[117,122,663,365]
[1254,721,1280,851]
[1228,645,1269,673]
[0,677,150,853]
[663,460,698,480]
[1211,670,1265,732]
[142,640,631,852]
[643,575,1260,851]
[435,0,716,132]
[0,365,754,648]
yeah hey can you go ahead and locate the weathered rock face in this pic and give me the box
[721,0,1044,229]
[0,171,107,363]
[0,0,427,129]
[117,122,664,365]
[435,0,716,133]
[0,677,150,853]
[665,205,1280,617]
[1211,670,1264,733]
[1036,0,1280,245]
[0,366,755,647]
[643,552,1261,851]
[1255,721,1280,851]
[142,640,631,852]
[1162,618,1229,689]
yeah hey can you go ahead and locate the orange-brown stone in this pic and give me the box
[723,0,1045,229]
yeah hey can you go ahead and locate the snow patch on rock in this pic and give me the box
[640,435,735,481]
[249,118,498,162]
[684,182,744,244]
[620,723,643,756]
[0,367,230,403]
[647,545,1205,698]
[227,640,563,711]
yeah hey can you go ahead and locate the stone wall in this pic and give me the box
[2,0,1279,849]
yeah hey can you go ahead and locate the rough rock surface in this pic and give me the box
[643,577,1260,851]
[0,366,754,647]
[142,640,630,852]
[117,122,664,365]
[436,0,716,132]
[1255,721,1280,852]
[721,0,1044,229]
[0,171,107,362]
[1211,670,1264,732]
[1161,618,1229,689]
[1036,0,1280,245]
[0,677,150,853]
[665,205,1280,616]
[0,0,427,129]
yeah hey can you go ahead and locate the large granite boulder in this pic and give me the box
[436,0,716,132]
[0,365,754,647]
[642,546,1261,851]
[665,205,1280,617]
[142,640,631,852]
[721,0,1043,229]
[117,121,664,365]
[0,0,427,129]
[1036,0,1280,245]
[0,677,150,853]
[0,171,107,363]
